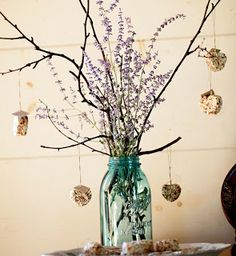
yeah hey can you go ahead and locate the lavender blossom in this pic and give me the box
[43,1,186,156]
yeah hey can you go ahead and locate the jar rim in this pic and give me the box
[108,155,140,166]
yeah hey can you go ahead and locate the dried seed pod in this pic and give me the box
[83,242,104,255]
[70,185,92,206]
[206,48,227,72]
[200,89,223,115]
[83,242,121,255]
[153,239,180,252]
[162,183,181,202]
[122,240,154,255]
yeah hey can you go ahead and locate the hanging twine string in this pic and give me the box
[167,147,173,185]
[207,9,216,92]
[77,110,84,185]
[77,145,82,185]
[212,8,216,49]
[208,68,212,90]
[18,71,22,111]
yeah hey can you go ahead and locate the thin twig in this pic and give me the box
[77,0,116,150]
[78,0,115,93]
[0,36,24,40]
[40,102,110,155]
[0,9,103,112]
[136,0,222,151]
[0,11,80,70]
[138,137,181,156]
[0,1,223,156]
[0,55,52,75]
[41,137,110,156]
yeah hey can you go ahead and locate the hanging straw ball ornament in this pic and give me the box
[162,183,182,202]
[206,48,227,72]
[200,89,223,115]
[12,110,29,136]
[70,185,92,206]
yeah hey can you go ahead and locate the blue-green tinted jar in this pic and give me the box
[100,156,152,246]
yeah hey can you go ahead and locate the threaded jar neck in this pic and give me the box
[108,155,141,169]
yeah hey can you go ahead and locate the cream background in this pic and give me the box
[0,0,236,255]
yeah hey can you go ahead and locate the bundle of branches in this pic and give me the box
[0,0,222,156]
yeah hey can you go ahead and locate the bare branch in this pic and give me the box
[78,0,90,88]
[0,54,52,75]
[0,1,223,157]
[138,137,182,156]
[39,101,110,155]
[74,0,104,110]
[78,0,115,93]
[0,11,80,70]
[69,70,102,110]
[136,0,222,151]
[42,102,80,143]
[188,45,201,55]
[0,36,24,40]
[41,143,110,156]
[0,9,101,112]
[41,134,110,156]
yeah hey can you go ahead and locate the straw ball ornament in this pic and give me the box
[70,185,92,206]
[162,183,181,202]
[206,48,227,72]
[162,147,182,202]
[200,89,222,115]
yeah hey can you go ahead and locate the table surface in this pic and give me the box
[219,248,231,256]
[42,247,232,256]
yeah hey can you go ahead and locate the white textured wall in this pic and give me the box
[0,0,236,255]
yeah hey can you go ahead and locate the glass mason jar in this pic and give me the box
[100,156,152,246]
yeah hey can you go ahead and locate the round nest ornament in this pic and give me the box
[162,183,182,202]
[206,48,227,72]
[200,89,222,115]
[70,185,92,206]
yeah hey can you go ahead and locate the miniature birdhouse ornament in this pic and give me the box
[206,48,227,72]
[12,72,30,136]
[12,110,29,136]
[200,89,223,115]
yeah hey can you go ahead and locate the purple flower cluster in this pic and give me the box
[77,1,185,155]
[35,59,98,141]
[39,1,185,156]
[96,0,119,13]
